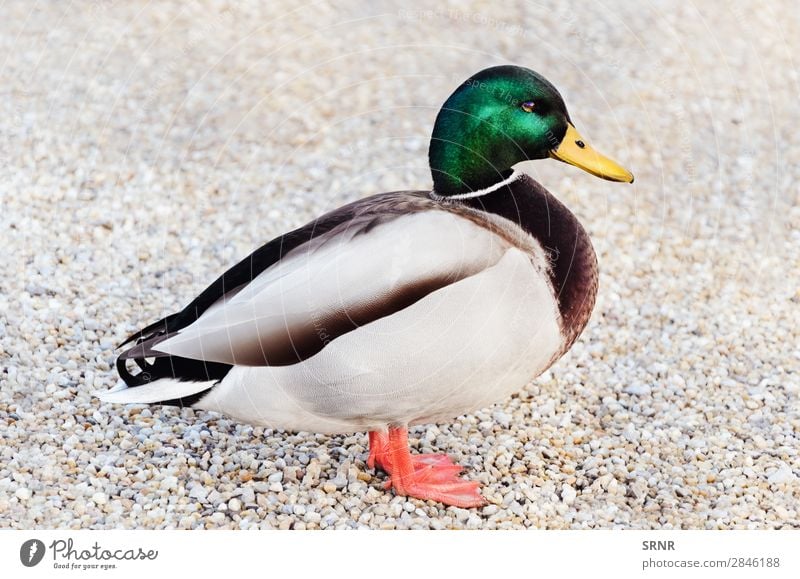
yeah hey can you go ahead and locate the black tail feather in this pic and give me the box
[117,319,232,407]
[119,313,180,348]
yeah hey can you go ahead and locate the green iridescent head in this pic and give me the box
[428,65,633,197]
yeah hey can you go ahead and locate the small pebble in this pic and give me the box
[91,492,108,506]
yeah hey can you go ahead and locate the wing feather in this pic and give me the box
[154,210,510,366]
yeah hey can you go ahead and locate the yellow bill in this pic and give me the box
[549,123,634,183]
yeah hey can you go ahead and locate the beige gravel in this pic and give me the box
[0,0,798,529]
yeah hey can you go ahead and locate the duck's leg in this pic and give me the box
[367,426,486,508]
[367,430,390,470]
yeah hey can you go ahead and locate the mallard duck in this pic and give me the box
[99,65,632,508]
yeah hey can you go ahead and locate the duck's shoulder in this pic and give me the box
[462,174,599,351]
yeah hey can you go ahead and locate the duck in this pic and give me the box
[99,65,633,508]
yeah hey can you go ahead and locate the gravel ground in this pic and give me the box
[1,0,798,530]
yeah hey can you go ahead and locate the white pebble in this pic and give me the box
[767,463,796,485]
[561,484,577,505]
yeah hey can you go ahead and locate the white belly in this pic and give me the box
[195,248,563,434]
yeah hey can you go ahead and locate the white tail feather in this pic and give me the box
[96,378,216,404]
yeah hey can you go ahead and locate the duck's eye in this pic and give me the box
[520,100,536,113]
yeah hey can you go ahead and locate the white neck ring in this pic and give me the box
[429,170,522,202]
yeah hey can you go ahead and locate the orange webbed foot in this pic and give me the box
[367,428,486,508]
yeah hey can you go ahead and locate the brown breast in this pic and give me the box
[461,174,599,356]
